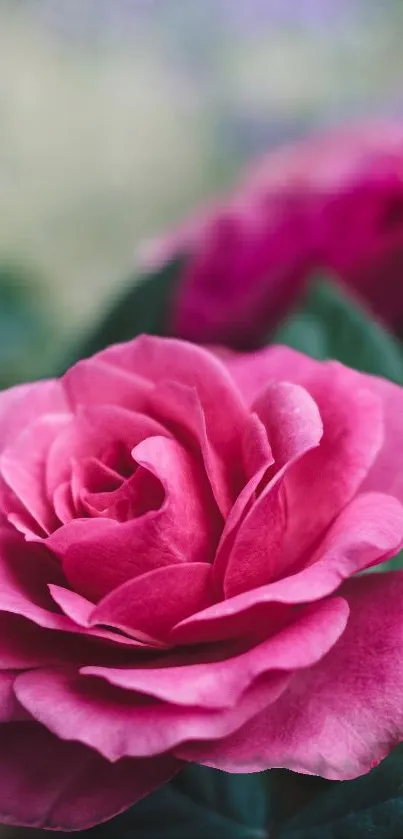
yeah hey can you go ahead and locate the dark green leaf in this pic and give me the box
[272,276,403,384]
[279,746,403,839]
[0,264,54,387]
[62,258,183,372]
[77,765,268,839]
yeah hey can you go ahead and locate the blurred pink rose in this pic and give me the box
[142,121,403,346]
[1,336,403,829]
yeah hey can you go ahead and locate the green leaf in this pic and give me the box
[273,276,403,574]
[279,746,403,839]
[83,765,268,839]
[0,264,54,387]
[62,258,183,372]
[272,276,403,384]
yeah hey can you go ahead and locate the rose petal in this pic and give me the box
[172,491,403,644]
[224,344,403,505]
[49,435,219,601]
[0,529,145,647]
[0,612,89,669]
[52,480,75,524]
[224,348,384,570]
[83,596,348,709]
[177,572,403,780]
[100,336,249,515]
[48,585,94,626]
[100,336,248,436]
[223,382,323,596]
[242,412,273,478]
[91,562,215,642]
[48,584,159,648]
[45,405,169,499]
[0,673,25,722]
[253,381,323,468]
[0,722,179,830]
[150,381,237,517]
[0,414,70,536]
[0,380,68,453]
[62,356,152,411]
[15,667,289,761]
[0,528,73,631]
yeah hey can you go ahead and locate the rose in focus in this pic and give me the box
[1,335,403,830]
[143,121,403,345]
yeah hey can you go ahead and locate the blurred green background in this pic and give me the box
[2,0,403,384]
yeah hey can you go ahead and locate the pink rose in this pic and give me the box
[142,121,403,346]
[1,335,403,830]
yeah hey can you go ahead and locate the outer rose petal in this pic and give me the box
[0,529,145,648]
[0,414,71,536]
[14,667,289,762]
[83,596,348,709]
[222,347,389,570]
[172,492,403,644]
[0,380,68,453]
[0,612,96,669]
[0,722,179,830]
[222,345,403,504]
[62,356,152,411]
[0,527,75,631]
[0,673,25,722]
[176,572,403,780]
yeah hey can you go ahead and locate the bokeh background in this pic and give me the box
[2,0,403,385]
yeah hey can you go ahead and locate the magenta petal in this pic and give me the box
[45,405,169,498]
[48,585,94,626]
[0,528,76,631]
[176,572,403,780]
[223,382,322,596]
[91,562,215,641]
[242,413,273,478]
[49,436,218,601]
[0,529,141,647]
[283,368,383,570]
[0,722,179,830]
[15,667,289,761]
[83,596,348,709]
[0,414,70,535]
[101,336,249,514]
[224,345,403,506]
[224,347,389,570]
[253,380,323,468]
[0,672,25,722]
[0,612,93,669]
[229,350,384,570]
[150,381,238,517]
[62,356,152,411]
[212,463,271,587]
[99,336,248,435]
[132,434,220,561]
[0,380,68,453]
[47,584,158,648]
[52,480,76,524]
[223,473,287,597]
[173,491,403,644]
